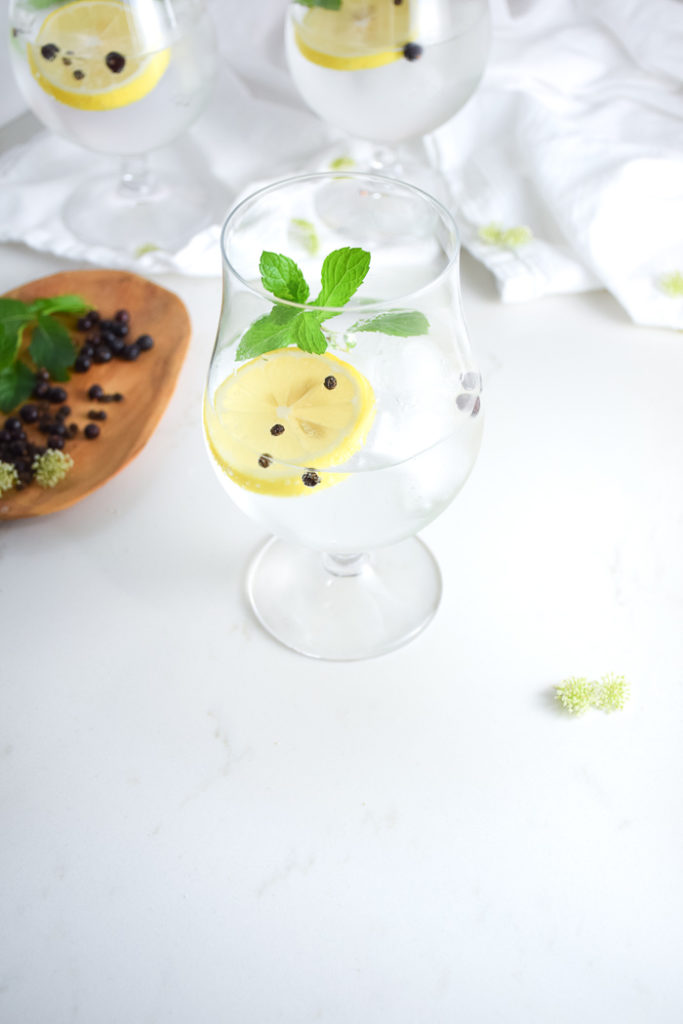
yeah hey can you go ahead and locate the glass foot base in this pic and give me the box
[246,536,442,661]
[63,171,213,254]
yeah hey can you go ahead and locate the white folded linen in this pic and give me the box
[0,0,681,330]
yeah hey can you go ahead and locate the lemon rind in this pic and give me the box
[27,0,170,112]
[204,350,376,498]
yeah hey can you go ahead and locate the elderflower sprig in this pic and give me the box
[594,673,630,713]
[555,673,631,715]
[0,459,19,496]
[555,677,598,715]
[478,222,533,249]
[658,271,683,298]
[32,449,73,488]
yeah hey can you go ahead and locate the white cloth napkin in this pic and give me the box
[0,0,682,330]
[433,0,683,329]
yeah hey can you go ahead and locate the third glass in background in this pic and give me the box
[285,0,490,188]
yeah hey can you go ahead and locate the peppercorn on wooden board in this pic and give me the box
[0,269,191,519]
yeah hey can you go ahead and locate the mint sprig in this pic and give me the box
[0,292,89,412]
[236,247,429,361]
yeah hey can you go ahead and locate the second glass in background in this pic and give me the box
[9,0,218,253]
[285,0,490,189]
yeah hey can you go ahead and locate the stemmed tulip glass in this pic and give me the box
[8,0,217,253]
[203,172,483,661]
[284,0,491,195]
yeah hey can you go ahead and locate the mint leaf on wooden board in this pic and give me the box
[0,299,33,348]
[29,315,77,379]
[260,252,310,304]
[0,362,35,414]
[28,295,90,318]
[350,310,430,337]
[0,324,22,372]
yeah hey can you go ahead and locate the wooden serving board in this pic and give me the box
[0,269,191,520]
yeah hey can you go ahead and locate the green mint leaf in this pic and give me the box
[27,294,90,317]
[236,305,300,360]
[260,252,310,304]
[289,312,327,354]
[0,298,33,341]
[315,247,370,308]
[294,0,341,9]
[351,310,430,337]
[0,323,22,372]
[0,361,35,414]
[29,315,77,378]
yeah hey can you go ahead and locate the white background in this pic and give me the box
[2,2,683,1022]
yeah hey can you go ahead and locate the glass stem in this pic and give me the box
[369,145,399,176]
[321,553,368,578]
[118,155,156,200]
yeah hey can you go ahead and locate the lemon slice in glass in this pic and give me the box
[204,348,376,497]
[27,0,170,112]
[294,0,412,71]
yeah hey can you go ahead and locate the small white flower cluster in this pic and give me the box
[32,449,74,488]
[0,460,19,496]
[555,674,630,715]
[594,673,630,713]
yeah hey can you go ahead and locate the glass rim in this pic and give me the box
[219,171,461,315]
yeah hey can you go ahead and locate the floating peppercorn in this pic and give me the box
[270,423,285,436]
[105,51,126,73]
[323,376,337,390]
[40,43,59,61]
[302,471,320,487]
[258,454,273,468]
[403,42,423,61]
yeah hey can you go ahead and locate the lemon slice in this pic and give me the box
[27,0,169,111]
[204,349,376,497]
[294,0,412,71]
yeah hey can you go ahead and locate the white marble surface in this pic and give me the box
[2,160,683,1024]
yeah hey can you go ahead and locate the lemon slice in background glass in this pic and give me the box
[205,349,376,497]
[27,0,170,111]
[294,0,412,71]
